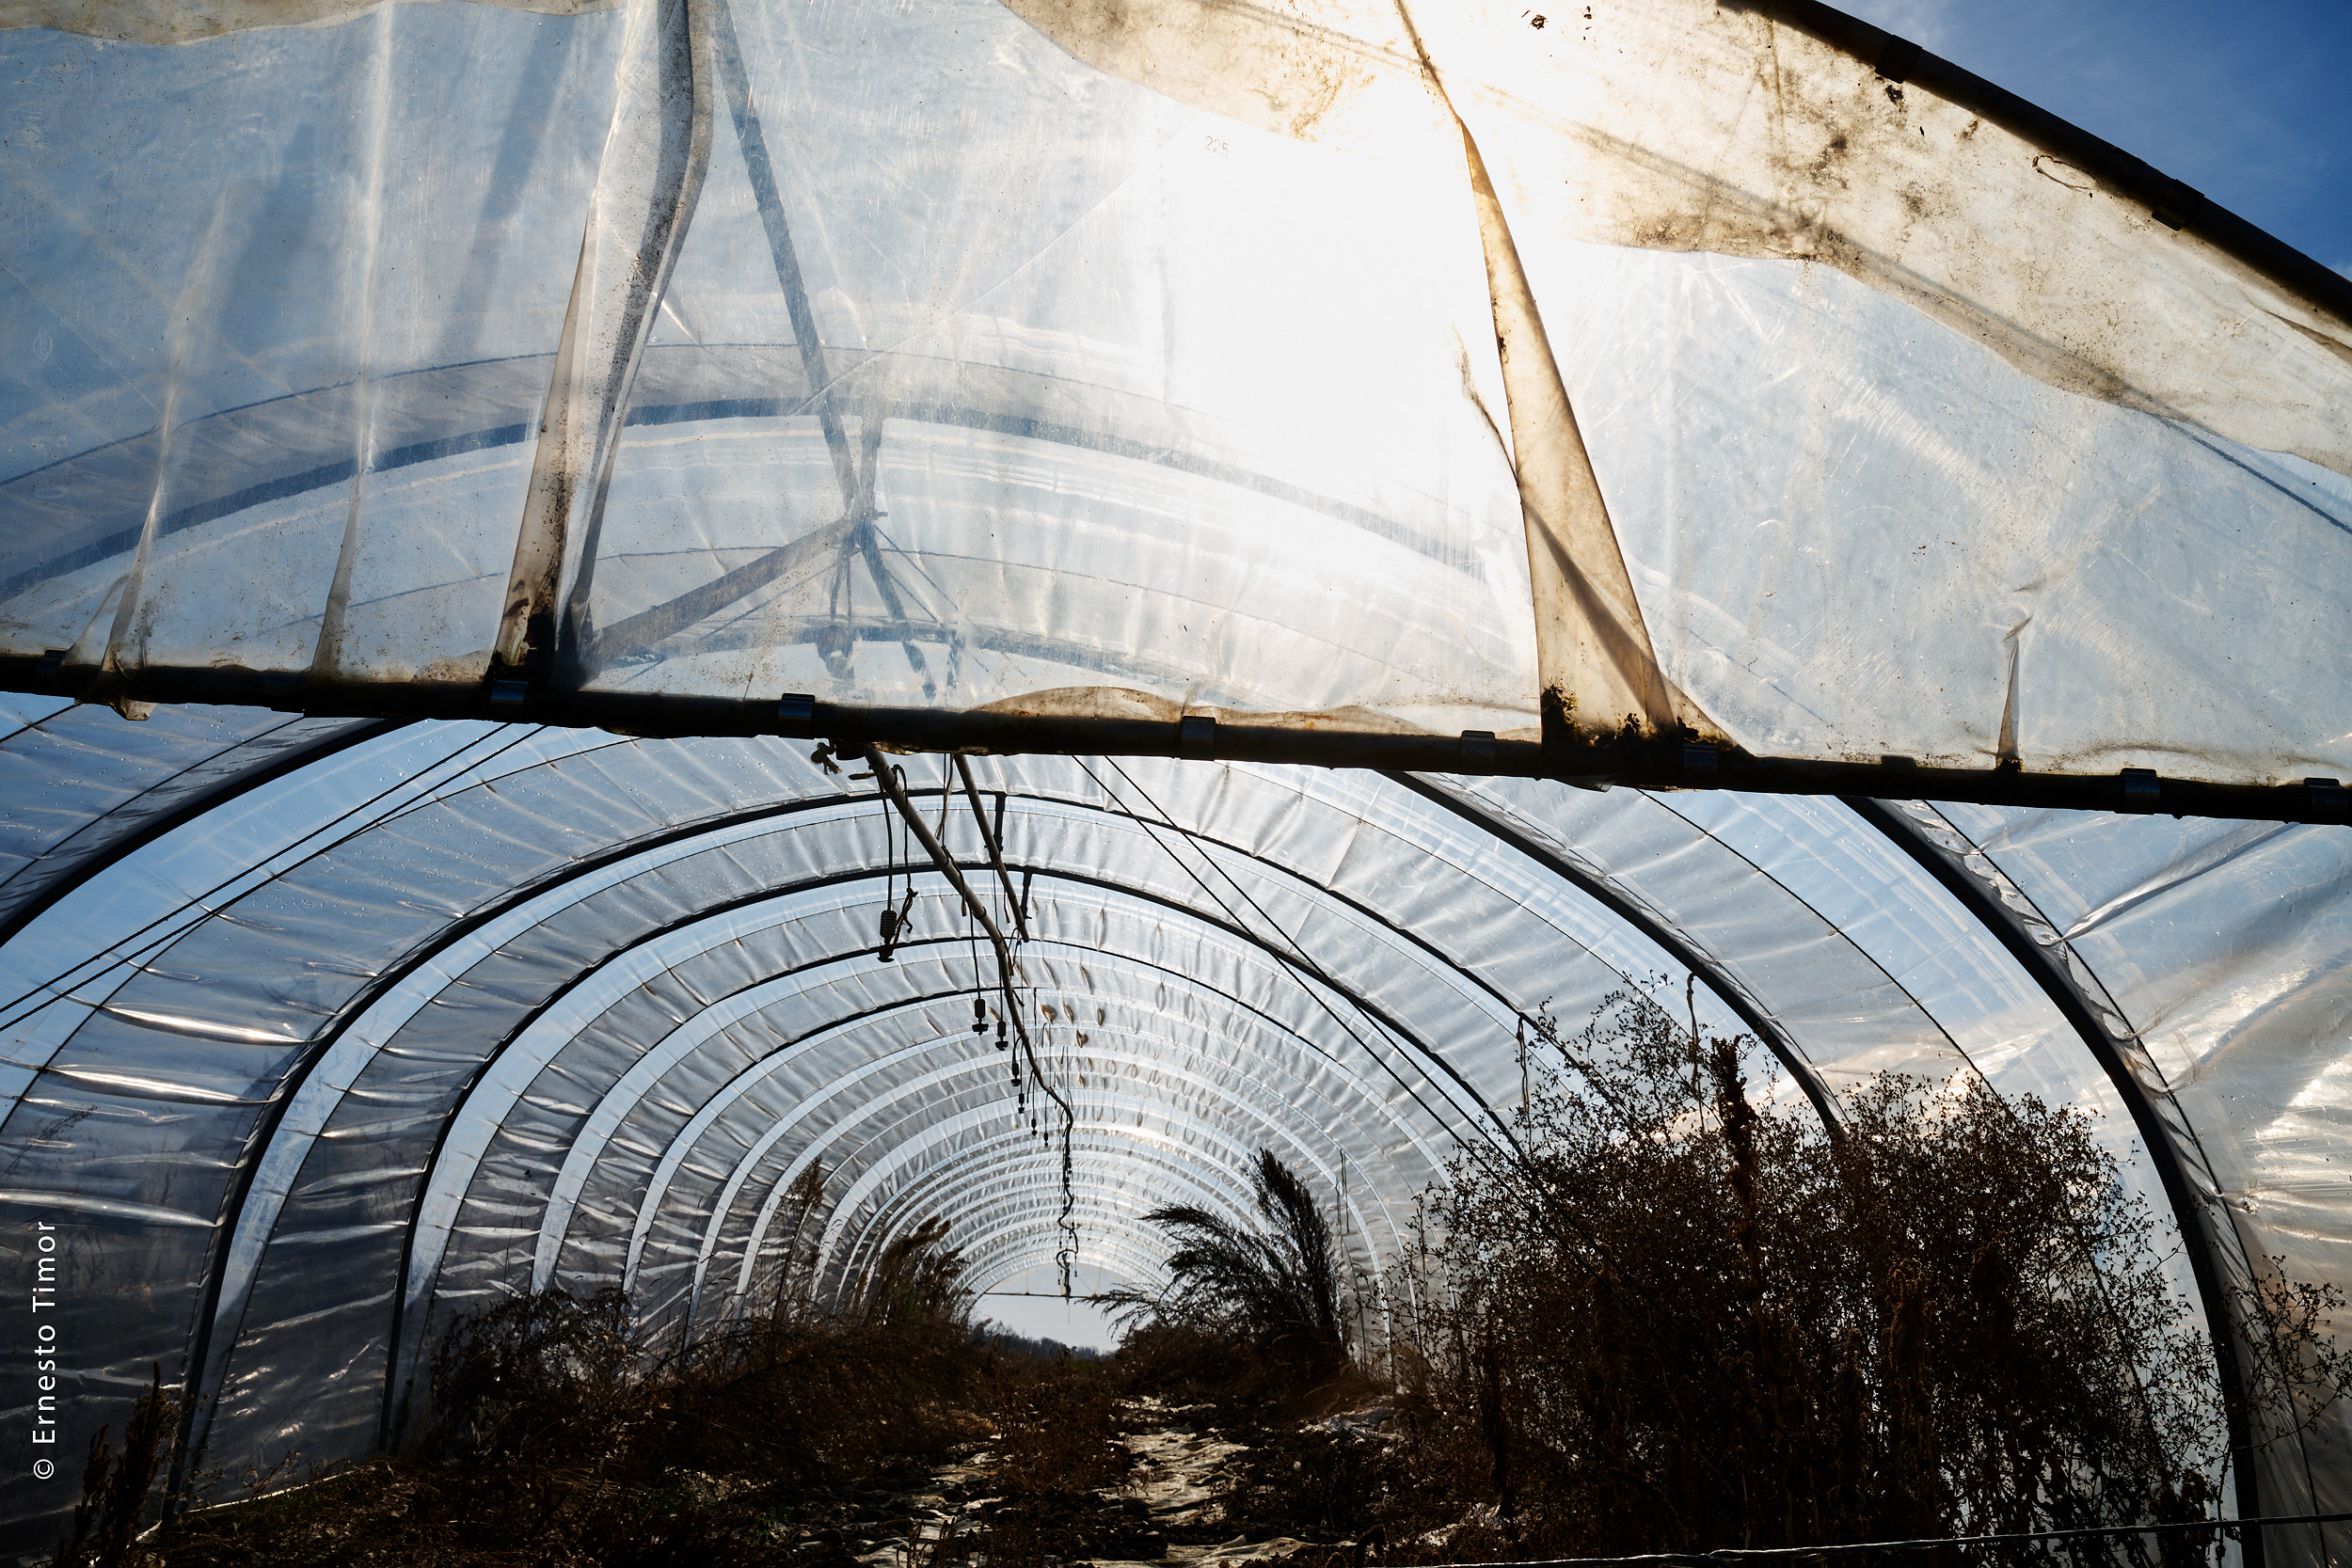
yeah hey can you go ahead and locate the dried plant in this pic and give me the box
[849,1216,977,1332]
[1383,990,2349,1562]
[53,1363,177,1568]
[1106,1150,1350,1380]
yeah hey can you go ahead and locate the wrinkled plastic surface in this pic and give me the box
[4,0,2347,778]
[9,711,2344,1561]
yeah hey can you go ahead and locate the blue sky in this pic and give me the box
[1836,0,2351,277]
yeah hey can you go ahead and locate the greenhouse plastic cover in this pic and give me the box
[2,0,2351,1559]
[1,0,2347,784]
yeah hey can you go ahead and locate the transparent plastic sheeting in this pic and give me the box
[5,0,2350,783]
[4,713,2347,1557]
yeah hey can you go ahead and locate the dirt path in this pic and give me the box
[834,1392,1394,1568]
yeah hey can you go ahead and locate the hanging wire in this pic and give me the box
[864,751,1079,1289]
[0,722,548,1034]
[1518,1014,1531,1120]
[876,762,914,960]
[1075,755,1483,1163]
[969,855,987,1040]
[1075,755,1674,1332]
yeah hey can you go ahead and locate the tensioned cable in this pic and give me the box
[1041,767,1646,1170]
[1070,756,1488,1169]
[0,722,548,1035]
[1104,756,1648,1145]
[0,708,312,891]
[1072,756,1662,1323]
[958,755,1029,943]
[0,716,411,954]
[1076,759,1757,1350]
[1407,1510,2352,1568]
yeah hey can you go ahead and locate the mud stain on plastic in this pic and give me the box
[999,0,1433,149]
[2272,313,2352,372]
[972,685,1490,736]
[1001,0,2352,480]
[493,0,712,678]
[0,0,623,45]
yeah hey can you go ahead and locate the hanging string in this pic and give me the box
[877,762,915,961]
[969,871,986,1039]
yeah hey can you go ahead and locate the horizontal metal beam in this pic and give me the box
[4,658,2344,825]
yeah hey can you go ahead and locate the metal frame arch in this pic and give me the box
[135,743,2054,1493]
[1385,772,1847,1129]
[1848,796,2285,1559]
[719,977,1432,1312]
[532,893,1482,1289]
[669,1030,1419,1326]
[966,1229,1175,1302]
[741,1150,1232,1318]
[816,1089,1375,1312]
[961,1210,1179,1291]
[993,773,1729,1060]
[222,750,1758,1418]
[423,857,1511,1309]
[692,927,1472,1289]
[229,759,1803,1458]
[391,863,1491,1410]
[182,744,866,1473]
[638,956,1445,1318]
[203,793,888,1414]
[516,894,1476,1292]
[965,1232,1171,1299]
[801,1067,1400,1317]
[840,1136,1375,1309]
[847,1138,1254,1290]
[729,1132,1207,1323]
[677,1011,1428,1323]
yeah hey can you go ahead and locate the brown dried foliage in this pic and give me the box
[1380,992,2349,1563]
[160,1218,997,1566]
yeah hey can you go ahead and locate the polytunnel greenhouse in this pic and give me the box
[1,0,2348,1559]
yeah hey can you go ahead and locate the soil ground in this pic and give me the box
[143,1353,1427,1568]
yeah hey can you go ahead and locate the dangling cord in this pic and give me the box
[878,764,915,960]
[1056,1101,1078,1295]
[878,769,900,959]
[969,885,986,1040]
[1517,1015,1530,1122]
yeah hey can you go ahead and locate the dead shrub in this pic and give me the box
[1381,990,2351,1562]
[1108,1150,1355,1394]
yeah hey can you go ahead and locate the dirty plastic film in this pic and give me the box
[6,0,2347,781]
[4,0,2352,1558]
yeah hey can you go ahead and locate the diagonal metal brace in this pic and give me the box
[864,745,1068,1122]
[956,755,1029,944]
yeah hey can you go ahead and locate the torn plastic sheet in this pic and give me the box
[4,0,2344,791]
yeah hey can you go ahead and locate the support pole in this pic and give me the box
[956,754,1030,943]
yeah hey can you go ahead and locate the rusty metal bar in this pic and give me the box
[956,754,1029,943]
[8,659,2343,827]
